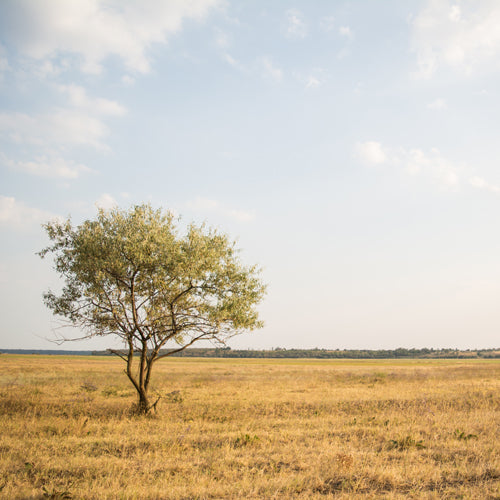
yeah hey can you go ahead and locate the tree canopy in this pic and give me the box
[39,204,266,412]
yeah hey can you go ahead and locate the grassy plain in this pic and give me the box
[0,355,498,499]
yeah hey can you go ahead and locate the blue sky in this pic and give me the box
[1,0,500,350]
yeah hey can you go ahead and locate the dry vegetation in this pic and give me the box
[0,355,499,499]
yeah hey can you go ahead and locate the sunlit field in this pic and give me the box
[0,355,498,499]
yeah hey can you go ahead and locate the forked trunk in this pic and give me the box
[125,345,156,414]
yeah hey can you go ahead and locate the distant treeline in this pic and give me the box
[0,349,95,355]
[2,347,499,358]
[90,347,500,359]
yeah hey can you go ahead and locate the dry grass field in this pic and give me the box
[0,355,498,499]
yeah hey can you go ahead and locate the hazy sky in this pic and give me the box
[1,0,500,351]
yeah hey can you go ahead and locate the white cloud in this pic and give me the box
[0,109,110,150]
[0,2,217,188]
[469,176,500,194]
[57,84,127,116]
[356,141,387,165]
[260,56,283,82]
[427,98,447,110]
[359,141,500,196]
[95,193,118,210]
[294,68,326,89]
[2,153,91,179]
[224,54,237,66]
[403,147,459,187]
[0,85,126,180]
[223,53,284,81]
[285,9,307,39]
[0,196,55,228]
[0,86,125,152]
[306,76,321,89]
[339,26,353,39]
[186,197,255,222]
[226,209,256,223]
[0,0,222,75]
[223,53,248,73]
[187,197,219,212]
[412,0,500,78]
[356,141,460,188]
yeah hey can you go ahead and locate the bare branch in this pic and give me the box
[107,349,129,362]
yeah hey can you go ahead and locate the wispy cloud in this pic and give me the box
[187,197,220,212]
[294,68,327,89]
[306,76,321,89]
[0,109,111,150]
[260,56,283,82]
[57,84,127,117]
[222,52,284,82]
[339,26,353,39]
[222,53,248,73]
[0,85,126,180]
[412,0,500,78]
[358,140,500,198]
[469,177,500,194]
[1,153,91,179]
[285,9,307,39]
[403,148,459,187]
[186,197,255,222]
[0,195,56,229]
[356,141,459,188]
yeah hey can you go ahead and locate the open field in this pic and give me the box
[0,355,498,499]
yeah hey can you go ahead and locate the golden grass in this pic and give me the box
[0,355,498,499]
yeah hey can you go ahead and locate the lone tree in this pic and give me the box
[39,204,266,413]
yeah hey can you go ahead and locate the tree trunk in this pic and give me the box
[136,387,150,414]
